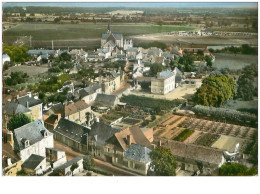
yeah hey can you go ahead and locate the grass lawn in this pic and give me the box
[194,133,220,147]
[100,110,130,124]
[173,129,194,142]
[4,23,197,41]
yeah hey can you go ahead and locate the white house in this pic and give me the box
[3,54,10,64]
[13,120,54,162]
[151,69,175,95]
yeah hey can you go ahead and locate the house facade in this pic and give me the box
[151,69,176,95]
[13,120,54,162]
[53,118,90,154]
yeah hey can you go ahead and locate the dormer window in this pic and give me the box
[25,140,30,148]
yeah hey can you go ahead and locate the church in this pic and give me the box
[101,24,133,51]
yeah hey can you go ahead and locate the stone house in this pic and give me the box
[151,69,176,95]
[123,144,152,175]
[46,147,67,169]
[3,101,31,129]
[12,120,54,162]
[53,118,91,154]
[44,114,61,131]
[75,83,102,104]
[99,71,122,94]
[22,154,47,176]
[88,121,121,160]
[53,155,84,176]
[17,94,43,121]
[104,125,153,175]
[94,94,119,109]
[64,100,91,125]
[2,142,22,176]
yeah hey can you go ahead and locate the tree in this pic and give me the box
[59,52,71,61]
[177,54,195,72]
[236,64,258,101]
[83,156,94,170]
[219,163,257,176]
[194,75,235,107]
[205,55,213,67]
[140,81,151,91]
[7,114,31,131]
[148,146,176,176]
[70,163,79,175]
[148,63,165,76]
[16,169,28,176]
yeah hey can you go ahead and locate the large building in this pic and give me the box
[101,24,133,51]
[151,69,176,95]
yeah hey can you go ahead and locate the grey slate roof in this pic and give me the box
[28,50,55,55]
[124,144,152,164]
[50,103,64,114]
[17,95,41,107]
[157,69,175,79]
[89,122,121,146]
[126,47,138,52]
[54,155,84,170]
[4,101,30,115]
[102,33,122,40]
[95,94,118,107]
[22,154,45,169]
[54,118,90,144]
[14,120,52,151]
[163,140,223,165]
[77,83,101,98]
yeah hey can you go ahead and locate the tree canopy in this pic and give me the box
[5,71,29,86]
[219,163,257,176]
[7,113,31,131]
[194,75,235,107]
[148,146,176,176]
[3,45,31,62]
[236,64,258,101]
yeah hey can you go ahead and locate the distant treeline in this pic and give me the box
[209,44,258,55]
[3,6,257,17]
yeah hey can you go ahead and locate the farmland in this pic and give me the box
[3,23,196,41]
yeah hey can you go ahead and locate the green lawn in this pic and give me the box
[173,129,194,142]
[4,23,197,41]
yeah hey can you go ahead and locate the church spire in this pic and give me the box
[107,23,111,34]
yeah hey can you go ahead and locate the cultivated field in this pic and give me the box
[5,65,49,76]
[132,34,258,46]
[3,23,196,41]
[213,53,258,70]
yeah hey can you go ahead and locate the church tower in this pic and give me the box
[107,23,111,34]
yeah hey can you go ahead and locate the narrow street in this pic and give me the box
[54,141,140,176]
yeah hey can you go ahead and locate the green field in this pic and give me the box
[3,23,197,41]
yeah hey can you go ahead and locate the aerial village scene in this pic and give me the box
[1,2,258,177]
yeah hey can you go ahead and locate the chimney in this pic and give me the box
[7,158,12,166]
[26,101,29,108]
[158,140,162,147]
[7,132,14,150]
[127,134,133,146]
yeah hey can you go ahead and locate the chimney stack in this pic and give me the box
[7,132,14,150]
[127,134,133,146]
[158,140,162,147]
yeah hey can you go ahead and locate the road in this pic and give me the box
[54,141,140,176]
[93,158,139,176]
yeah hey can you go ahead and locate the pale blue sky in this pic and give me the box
[2,2,258,8]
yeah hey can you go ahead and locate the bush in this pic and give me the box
[219,163,257,176]
[192,105,257,124]
[120,95,185,110]
[7,113,31,131]
[173,129,194,142]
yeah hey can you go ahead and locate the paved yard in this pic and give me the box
[130,80,202,100]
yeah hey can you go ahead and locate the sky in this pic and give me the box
[2,2,258,8]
